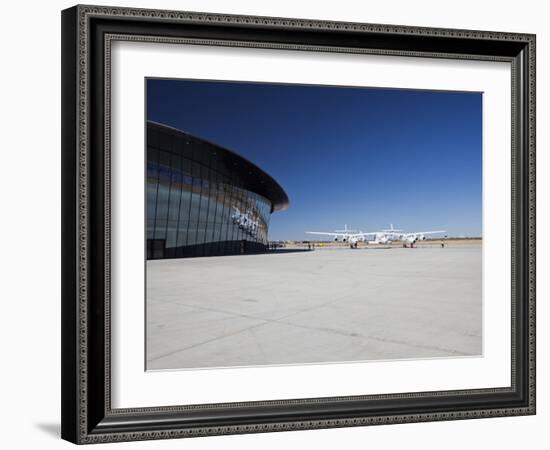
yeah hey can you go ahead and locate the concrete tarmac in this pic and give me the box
[146,245,482,370]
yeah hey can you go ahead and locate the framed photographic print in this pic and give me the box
[61,4,536,444]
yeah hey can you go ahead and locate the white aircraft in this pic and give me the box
[370,224,447,248]
[306,223,446,248]
[305,224,376,248]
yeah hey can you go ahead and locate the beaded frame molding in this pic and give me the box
[61,4,536,444]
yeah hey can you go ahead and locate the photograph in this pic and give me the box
[145,79,483,370]
[58,3,536,444]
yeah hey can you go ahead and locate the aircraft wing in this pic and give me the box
[408,230,446,236]
[305,231,341,237]
[351,231,380,238]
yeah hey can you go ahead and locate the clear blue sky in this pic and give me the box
[147,79,482,240]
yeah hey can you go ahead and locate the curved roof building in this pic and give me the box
[147,121,289,259]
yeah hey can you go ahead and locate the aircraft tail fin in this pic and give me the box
[382,223,403,232]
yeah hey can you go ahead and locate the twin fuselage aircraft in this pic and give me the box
[305,224,446,249]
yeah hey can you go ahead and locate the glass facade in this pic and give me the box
[146,122,288,259]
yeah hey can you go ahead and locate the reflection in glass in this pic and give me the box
[146,121,288,259]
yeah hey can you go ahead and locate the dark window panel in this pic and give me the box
[146,123,284,258]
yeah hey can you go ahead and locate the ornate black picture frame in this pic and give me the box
[61,4,536,444]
